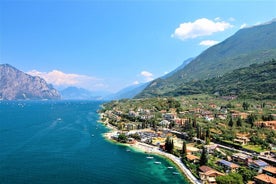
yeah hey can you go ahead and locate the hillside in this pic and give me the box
[137,19,276,98]
[163,59,276,99]
[0,64,60,100]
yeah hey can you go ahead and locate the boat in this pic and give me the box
[91,134,94,137]
[167,166,173,169]
[154,161,161,164]
[173,172,179,175]
[146,156,154,159]
[126,149,131,152]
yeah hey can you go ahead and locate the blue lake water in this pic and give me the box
[0,101,189,184]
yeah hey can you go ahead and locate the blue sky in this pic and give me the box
[1,0,276,92]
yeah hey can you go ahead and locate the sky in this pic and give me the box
[1,0,276,93]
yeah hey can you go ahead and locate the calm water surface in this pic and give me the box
[0,101,189,184]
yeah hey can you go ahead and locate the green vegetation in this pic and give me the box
[137,21,276,98]
[165,136,174,154]
[199,147,208,166]
[216,173,243,184]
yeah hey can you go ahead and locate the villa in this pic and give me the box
[217,160,239,173]
[199,165,224,184]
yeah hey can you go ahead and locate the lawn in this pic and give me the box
[243,144,265,153]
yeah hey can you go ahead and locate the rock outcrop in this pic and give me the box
[0,64,60,100]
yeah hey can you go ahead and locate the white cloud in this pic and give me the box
[140,70,154,82]
[214,17,221,21]
[171,18,233,40]
[240,23,247,29]
[27,70,105,90]
[199,40,219,46]
[133,81,140,85]
[228,17,235,22]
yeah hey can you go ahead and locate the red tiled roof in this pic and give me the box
[263,166,276,174]
[186,154,199,161]
[199,166,224,177]
[254,174,276,184]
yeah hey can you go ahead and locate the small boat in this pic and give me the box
[146,156,154,159]
[91,134,94,137]
[173,172,179,175]
[167,166,173,169]
[126,149,131,152]
[154,161,161,164]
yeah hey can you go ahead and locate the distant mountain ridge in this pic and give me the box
[60,87,106,100]
[104,82,149,100]
[0,64,60,100]
[137,19,276,98]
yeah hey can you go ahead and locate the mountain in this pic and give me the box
[104,82,149,100]
[60,87,106,100]
[164,59,276,99]
[0,64,60,100]
[137,19,276,98]
[161,57,193,79]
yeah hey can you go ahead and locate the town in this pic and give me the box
[99,95,276,184]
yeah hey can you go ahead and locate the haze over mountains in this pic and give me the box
[136,19,276,98]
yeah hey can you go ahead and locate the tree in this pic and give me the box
[165,136,174,153]
[199,147,208,166]
[228,117,234,127]
[216,173,243,184]
[242,102,250,110]
[247,114,256,128]
[182,141,187,157]
[117,133,128,143]
[192,118,197,128]
[238,167,256,182]
[236,117,242,127]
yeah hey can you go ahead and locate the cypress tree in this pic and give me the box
[199,147,208,166]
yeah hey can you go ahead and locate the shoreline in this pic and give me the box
[99,113,201,184]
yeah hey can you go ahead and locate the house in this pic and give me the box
[262,166,276,178]
[256,121,276,130]
[163,113,177,121]
[199,165,224,184]
[231,153,251,165]
[217,160,239,173]
[186,154,199,164]
[205,144,218,154]
[249,160,269,173]
[233,136,250,145]
[159,120,170,128]
[254,174,276,184]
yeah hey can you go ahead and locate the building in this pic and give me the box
[231,153,251,165]
[249,160,269,173]
[186,154,199,164]
[217,160,239,173]
[256,121,276,130]
[199,165,224,184]
[254,174,276,184]
[262,166,276,178]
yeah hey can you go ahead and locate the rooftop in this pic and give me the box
[254,174,276,183]
[218,160,239,168]
[253,160,269,167]
[263,166,276,174]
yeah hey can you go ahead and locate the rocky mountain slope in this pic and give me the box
[0,64,60,100]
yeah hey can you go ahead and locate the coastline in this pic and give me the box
[99,113,201,184]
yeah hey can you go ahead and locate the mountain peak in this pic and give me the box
[0,64,61,100]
